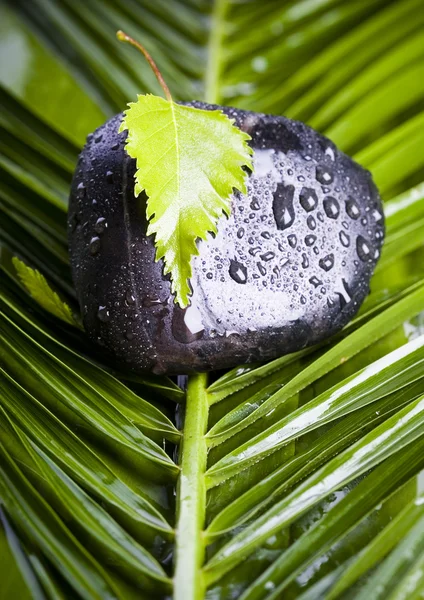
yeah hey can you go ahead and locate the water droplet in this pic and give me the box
[257,262,266,276]
[206,272,213,280]
[125,330,134,340]
[142,296,163,308]
[97,306,110,322]
[307,215,316,230]
[316,165,334,184]
[339,231,350,247]
[299,187,318,212]
[106,170,114,184]
[323,197,340,219]
[249,247,261,256]
[250,198,260,210]
[356,235,373,262]
[288,234,297,248]
[325,146,335,161]
[172,306,204,343]
[309,276,322,288]
[273,183,295,230]
[260,251,275,262]
[305,234,316,246]
[111,142,120,150]
[94,217,107,234]
[229,259,248,284]
[300,295,307,305]
[76,182,86,199]
[337,279,352,308]
[125,290,136,305]
[89,236,101,255]
[301,253,309,268]
[372,208,383,223]
[319,253,335,272]
[94,134,103,143]
[346,197,360,220]
[261,231,271,239]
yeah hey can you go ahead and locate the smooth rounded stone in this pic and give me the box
[68,103,385,375]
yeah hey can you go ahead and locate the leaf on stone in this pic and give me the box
[13,257,79,327]
[120,95,253,307]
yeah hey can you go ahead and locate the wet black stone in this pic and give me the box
[68,102,384,374]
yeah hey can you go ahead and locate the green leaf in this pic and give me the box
[120,95,252,307]
[12,257,78,327]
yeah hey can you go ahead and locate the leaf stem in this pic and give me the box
[174,372,209,600]
[116,30,173,102]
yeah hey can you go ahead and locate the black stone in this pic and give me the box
[68,103,384,374]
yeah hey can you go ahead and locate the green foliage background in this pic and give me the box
[0,1,424,599]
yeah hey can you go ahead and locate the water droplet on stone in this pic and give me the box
[76,182,86,199]
[94,217,107,234]
[346,197,360,220]
[273,183,295,230]
[106,170,114,184]
[250,198,260,210]
[337,279,352,308]
[323,197,340,219]
[229,259,248,284]
[257,262,266,276]
[260,251,275,262]
[372,208,383,223]
[309,276,322,288]
[288,234,297,248]
[206,272,213,280]
[97,306,110,322]
[172,306,204,344]
[316,165,334,184]
[356,235,373,262]
[125,290,136,305]
[301,253,309,268]
[325,146,335,161]
[307,215,316,230]
[300,295,307,305]
[261,231,271,239]
[249,247,261,256]
[299,187,318,212]
[89,236,101,255]
[319,253,335,272]
[94,134,103,143]
[305,234,316,246]
[339,231,350,247]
